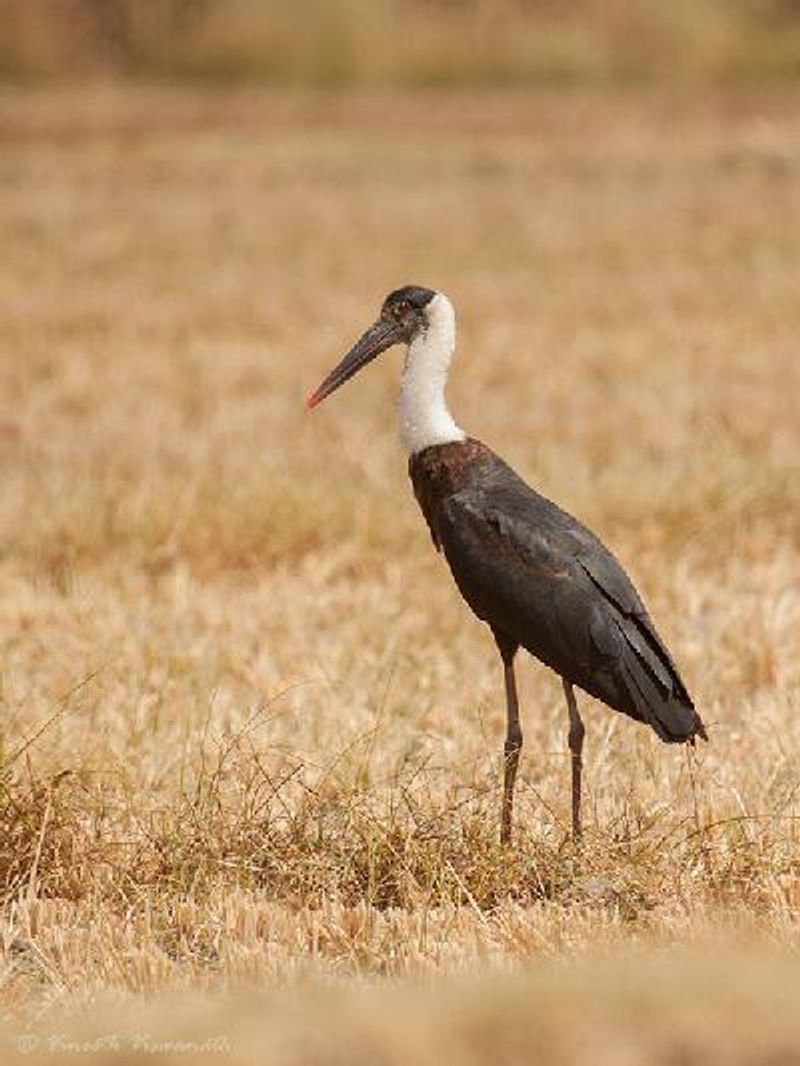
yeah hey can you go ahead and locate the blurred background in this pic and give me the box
[3,0,800,84]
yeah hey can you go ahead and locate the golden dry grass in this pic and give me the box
[6,948,800,1065]
[0,84,799,1058]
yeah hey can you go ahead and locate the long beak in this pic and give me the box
[306,318,404,409]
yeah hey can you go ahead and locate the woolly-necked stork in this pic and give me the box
[307,286,706,842]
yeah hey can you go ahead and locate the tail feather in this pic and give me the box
[618,643,706,743]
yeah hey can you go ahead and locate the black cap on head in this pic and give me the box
[382,286,436,313]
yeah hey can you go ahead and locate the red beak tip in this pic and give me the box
[305,392,320,410]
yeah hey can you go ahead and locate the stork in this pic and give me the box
[307,286,707,843]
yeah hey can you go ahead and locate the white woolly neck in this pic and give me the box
[398,292,466,455]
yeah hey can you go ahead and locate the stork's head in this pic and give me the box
[306,285,436,409]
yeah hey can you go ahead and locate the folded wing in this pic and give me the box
[434,454,705,744]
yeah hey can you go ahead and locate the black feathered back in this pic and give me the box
[410,438,706,744]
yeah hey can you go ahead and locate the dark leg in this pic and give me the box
[494,634,521,845]
[562,679,585,840]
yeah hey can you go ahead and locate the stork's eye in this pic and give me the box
[394,301,411,317]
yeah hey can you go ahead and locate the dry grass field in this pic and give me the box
[0,84,799,1060]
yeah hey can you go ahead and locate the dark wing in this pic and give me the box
[435,459,705,743]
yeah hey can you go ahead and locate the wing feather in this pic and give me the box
[434,465,705,742]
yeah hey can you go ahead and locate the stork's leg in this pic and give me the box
[495,635,521,845]
[562,679,585,840]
